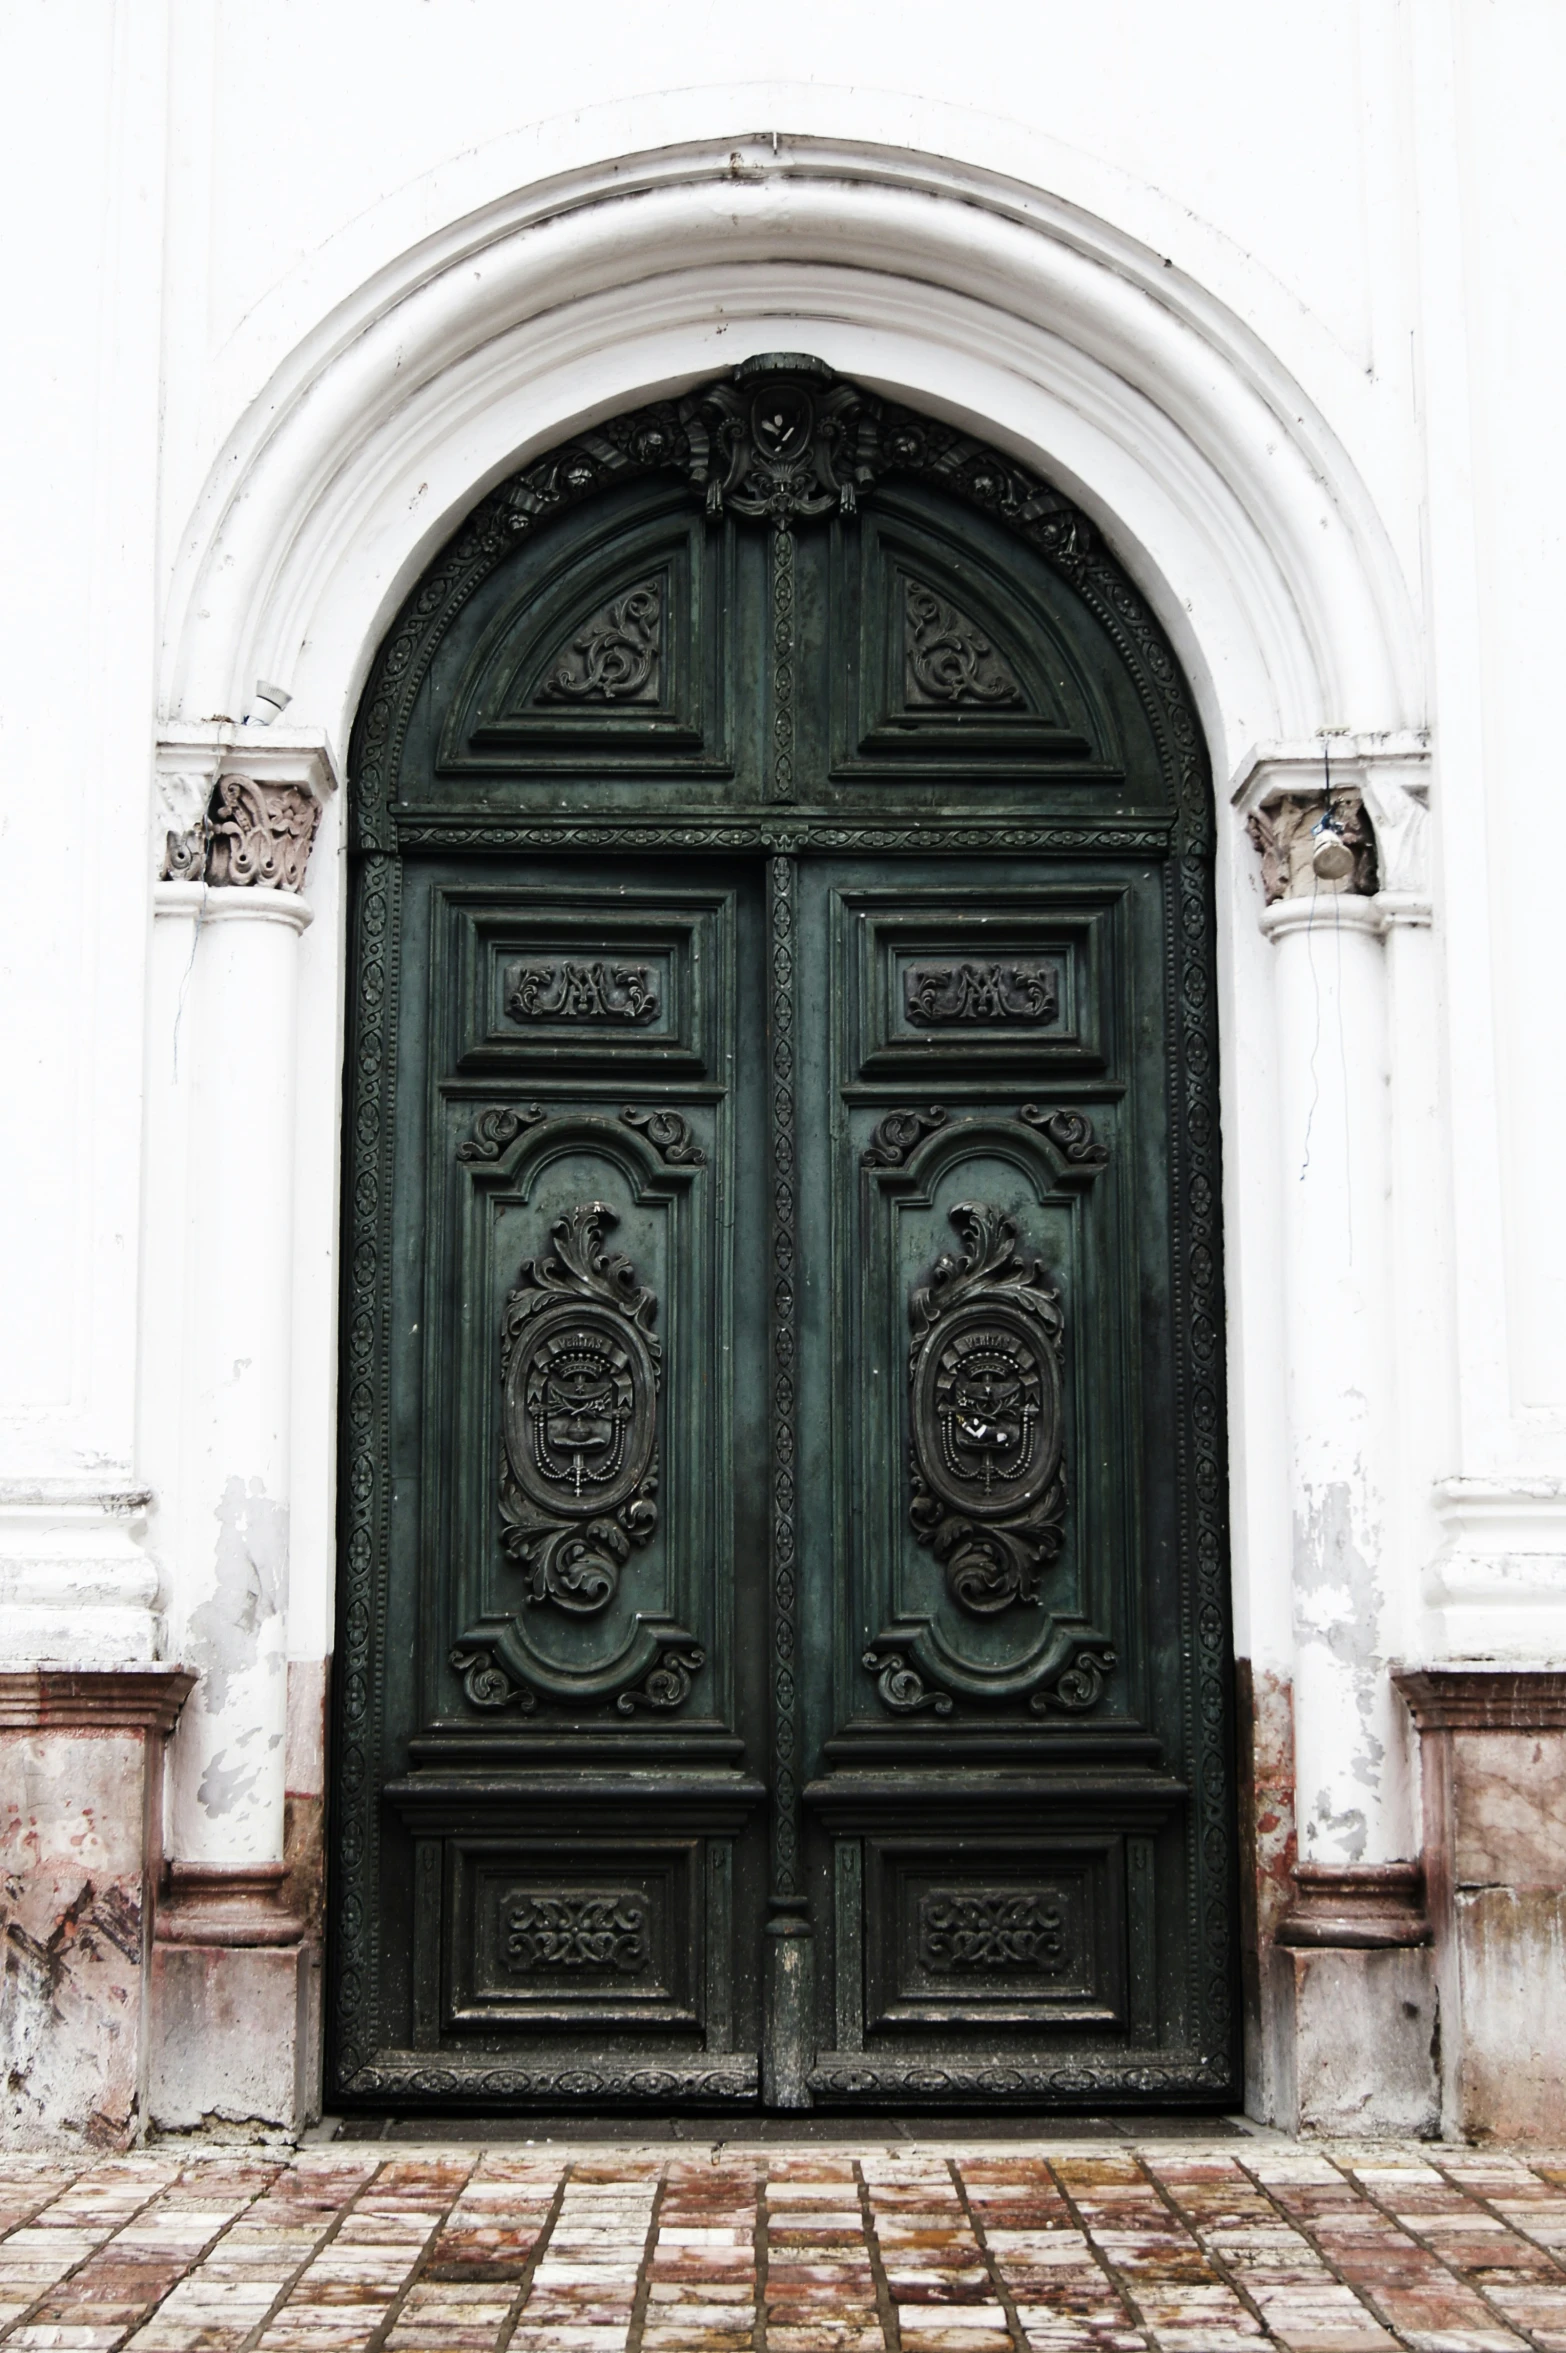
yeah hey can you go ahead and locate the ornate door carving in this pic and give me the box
[333,358,1234,2111]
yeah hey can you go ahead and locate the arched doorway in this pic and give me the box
[330,356,1234,2111]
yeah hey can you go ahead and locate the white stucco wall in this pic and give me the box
[3,0,1563,1788]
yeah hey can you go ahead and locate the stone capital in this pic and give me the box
[1231,732,1432,904]
[155,723,340,894]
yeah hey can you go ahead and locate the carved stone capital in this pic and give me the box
[1245,787,1377,904]
[204,775,322,890]
[1232,733,1432,906]
[154,724,339,893]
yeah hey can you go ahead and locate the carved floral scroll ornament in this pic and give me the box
[537,582,661,704]
[908,1202,1068,1616]
[497,1202,660,1615]
[161,775,323,892]
[904,579,1023,708]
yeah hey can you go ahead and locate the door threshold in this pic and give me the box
[317,2110,1262,2144]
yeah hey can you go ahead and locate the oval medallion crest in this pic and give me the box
[907,1203,1068,1614]
[914,1303,1062,1522]
[505,1308,656,1519]
[497,1203,661,1614]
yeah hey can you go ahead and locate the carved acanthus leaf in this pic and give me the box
[159,776,324,892]
[1028,1645,1118,1715]
[1018,1105,1110,1166]
[614,1643,706,1714]
[161,824,207,882]
[206,776,322,892]
[450,1646,536,1713]
[904,578,1024,708]
[457,1104,545,1163]
[862,1648,953,1715]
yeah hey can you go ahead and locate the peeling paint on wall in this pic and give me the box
[188,1478,288,1711]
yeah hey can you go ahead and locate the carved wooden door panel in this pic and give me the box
[331,359,1235,2112]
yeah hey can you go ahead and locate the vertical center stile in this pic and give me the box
[764,848,813,2105]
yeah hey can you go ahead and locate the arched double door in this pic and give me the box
[330,357,1235,2111]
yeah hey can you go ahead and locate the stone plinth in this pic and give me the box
[0,1667,193,2150]
[1396,1666,1566,2140]
[1262,1856,1437,2135]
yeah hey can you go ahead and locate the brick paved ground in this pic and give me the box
[2,2143,1566,2353]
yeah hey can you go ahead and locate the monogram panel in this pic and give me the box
[449,886,721,1075]
[839,886,1120,1076]
[446,1842,702,2031]
[864,1840,1124,2030]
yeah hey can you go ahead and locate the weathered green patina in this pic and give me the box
[331,358,1234,2111]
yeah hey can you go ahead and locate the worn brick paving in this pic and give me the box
[1,2147,1565,2353]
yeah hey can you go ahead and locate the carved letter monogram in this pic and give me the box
[904,962,1060,1026]
[503,1892,650,1975]
[499,1203,660,1614]
[908,1203,1067,1614]
[504,962,660,1025]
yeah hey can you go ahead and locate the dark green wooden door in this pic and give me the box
[331,359,1235,2111]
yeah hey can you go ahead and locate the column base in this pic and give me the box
[1277,1861,1431,1946]
[155,1861,305,1946]
[0,1667,193,2151]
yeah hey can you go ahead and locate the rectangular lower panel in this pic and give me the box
[862,1835,1126,2032]
[446,1837,703,2032]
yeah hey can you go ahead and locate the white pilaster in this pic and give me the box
[143,730,337,1894]
[1263,890,1409,1862]
[166,887,312,1868]
[1237,737,1433,1871]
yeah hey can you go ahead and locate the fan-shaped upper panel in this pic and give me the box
[833,504,1124,775]
[364,364,1198,832]
[434,496,729,774]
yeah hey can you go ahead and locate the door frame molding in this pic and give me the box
[145,145,1433,2115]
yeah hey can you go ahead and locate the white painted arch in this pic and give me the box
[162,135,1422,777]
[154,133,1429,1703]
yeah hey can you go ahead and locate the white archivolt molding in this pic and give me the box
[150,134,1436,1699]
[161,137,1421,769]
